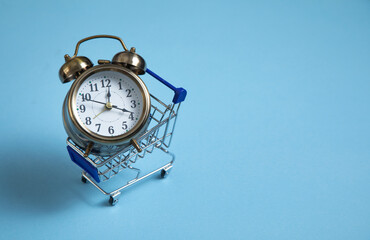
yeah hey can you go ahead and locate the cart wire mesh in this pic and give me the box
[67,93,181,182]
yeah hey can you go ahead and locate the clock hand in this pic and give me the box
[88,99,106,105]
[93,108,108,119]
[88,99,130,113]
[91,100,113,119]
[112,105,133,113]
[107,86,111,103]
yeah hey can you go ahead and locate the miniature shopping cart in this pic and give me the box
[66,69,187,205]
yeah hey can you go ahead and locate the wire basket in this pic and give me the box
[66,68,186,205]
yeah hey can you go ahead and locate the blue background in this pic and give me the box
[0,0,369,239]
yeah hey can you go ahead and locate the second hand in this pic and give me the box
[93,108,108,119]
[93,102,113,119]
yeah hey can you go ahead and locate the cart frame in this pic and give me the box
[66,68,186,205]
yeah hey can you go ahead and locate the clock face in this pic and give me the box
[73,70,146,138]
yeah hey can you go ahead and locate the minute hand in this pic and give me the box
[88,99,106,105]
[112,105,133,113]
[88,99,132,113]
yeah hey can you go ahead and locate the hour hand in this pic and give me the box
[107,87,111,103]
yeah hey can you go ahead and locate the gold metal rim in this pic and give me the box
[67,64,151,144]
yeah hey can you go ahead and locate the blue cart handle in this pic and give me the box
[67,146,100,183]
[146,68,187,104]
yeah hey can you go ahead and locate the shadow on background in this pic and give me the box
[0,141,108,214]
[0,140,175,212]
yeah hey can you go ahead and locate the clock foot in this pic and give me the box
[83,142,94,157]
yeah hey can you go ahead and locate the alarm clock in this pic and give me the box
[59,35,151,156]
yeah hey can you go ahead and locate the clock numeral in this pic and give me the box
[108,126,114,134]
[81,93,91,102]
[131,100,136,108]
[118,82,122,90]
[100,79,111,88]
[85,117,91,125]
[89,83,98,92]
[95,123,101,132]
[122,121,128,130]
[129,112,134,120]
[126,89,132,97]
[80,105,85,113]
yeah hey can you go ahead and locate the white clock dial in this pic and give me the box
[74,70,144,137]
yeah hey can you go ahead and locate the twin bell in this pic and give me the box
[59,47,146,84]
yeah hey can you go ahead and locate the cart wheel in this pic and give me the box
[81,176,87,183]
[161,169,169,178]
[161,165,173,178]
[109,196,119,206]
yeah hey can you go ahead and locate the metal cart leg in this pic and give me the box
[78,145,176,206]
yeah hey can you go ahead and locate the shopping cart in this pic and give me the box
[66,68,187,205]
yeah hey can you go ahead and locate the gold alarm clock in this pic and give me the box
[59,35,151,156]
